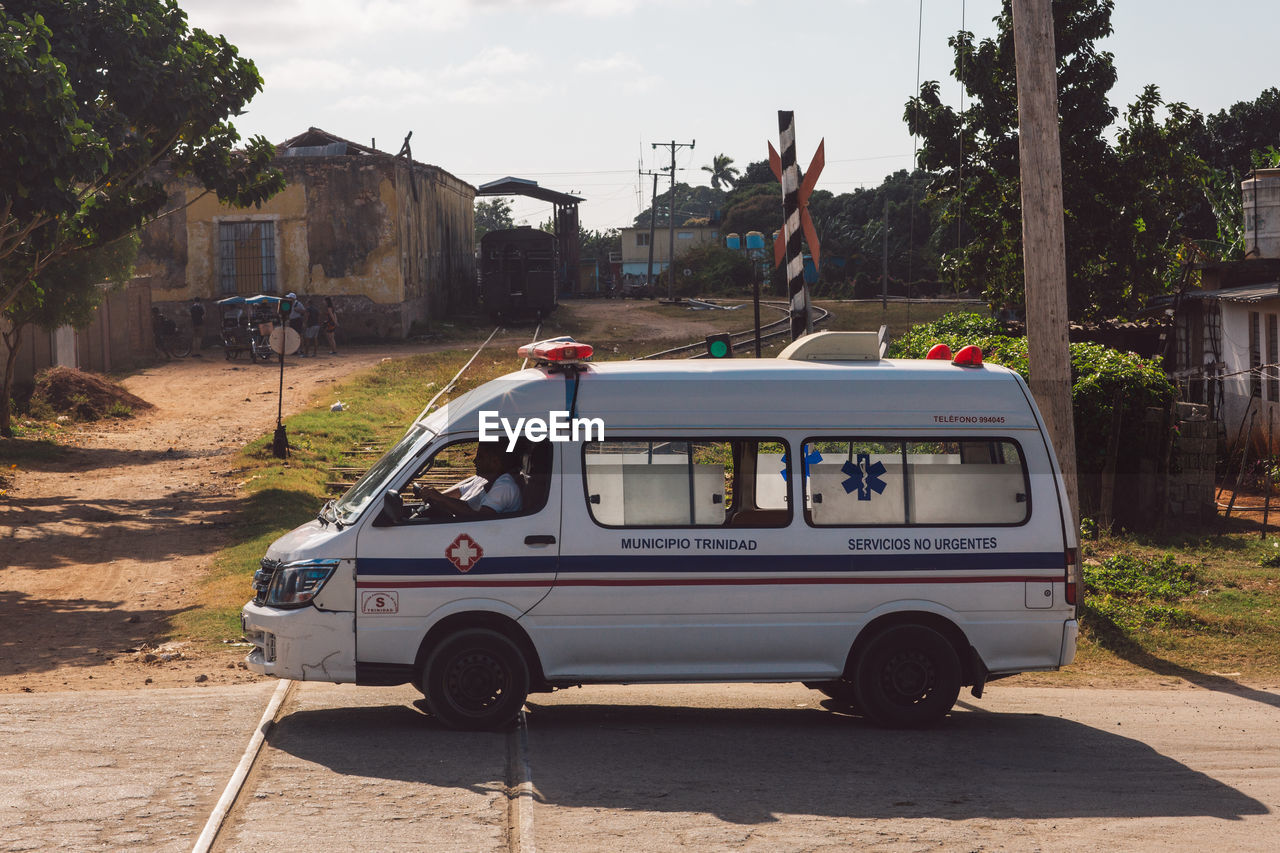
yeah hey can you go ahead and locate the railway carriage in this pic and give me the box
[480,227,557,323]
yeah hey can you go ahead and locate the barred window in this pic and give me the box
[219,221,278,295]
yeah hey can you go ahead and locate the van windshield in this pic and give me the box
[333,423,435,524]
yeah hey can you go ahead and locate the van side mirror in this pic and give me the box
[374,488,405,526]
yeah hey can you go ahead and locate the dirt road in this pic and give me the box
[0,344,481,694]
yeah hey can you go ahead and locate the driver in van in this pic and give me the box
[412,442,523,518]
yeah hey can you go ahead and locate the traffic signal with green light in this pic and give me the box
[705,333,733,358]
[278,297,293,316]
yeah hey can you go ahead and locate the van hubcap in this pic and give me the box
[446,652,507,711]
[881,649,935,703]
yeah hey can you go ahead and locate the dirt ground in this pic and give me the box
[0,343,486,694]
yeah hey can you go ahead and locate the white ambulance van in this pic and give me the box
[242,333,1079,730]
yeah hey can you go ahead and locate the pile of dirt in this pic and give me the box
[30,366,154,421]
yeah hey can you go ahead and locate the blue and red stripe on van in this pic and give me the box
[354,551,1066,589]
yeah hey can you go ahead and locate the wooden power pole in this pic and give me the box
[1012,0,1079,525]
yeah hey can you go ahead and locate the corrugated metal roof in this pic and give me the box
[476,177,583,204]
[1185,283,1280,303]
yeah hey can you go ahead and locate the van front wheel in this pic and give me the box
[854,624,961,728]
[422,629,529,731]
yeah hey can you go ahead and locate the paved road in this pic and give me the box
[3,682,1278,851]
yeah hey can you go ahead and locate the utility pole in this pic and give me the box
[1012,0,1079,525]
[652,139,695,301]
[881,199,889,311]
[640,169,663,295]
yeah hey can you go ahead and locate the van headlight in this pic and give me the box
[264,560,340,608]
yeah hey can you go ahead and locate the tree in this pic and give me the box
[1,0,284,436]
[906,0,1150,320]
[736,160,779,189]
[474,198,514,243]
[632,183,723,228]
[1189,88,1280,258]
[808,170,941,289]
[701,154,740,191]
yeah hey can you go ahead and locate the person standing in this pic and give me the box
[323,296,340,355]
[188,296,205,356]
[151,306,175,361]
[303,299,322,357]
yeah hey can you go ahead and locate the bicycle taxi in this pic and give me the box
[217,294,284,362]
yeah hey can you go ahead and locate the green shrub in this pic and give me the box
[1082,553,1204,632]
[1084,553,1199,600]
[888,312,1177,479]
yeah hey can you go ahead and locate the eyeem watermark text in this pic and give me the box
[478,411,605,450]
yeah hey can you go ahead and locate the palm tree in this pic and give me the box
[701,154,740,191]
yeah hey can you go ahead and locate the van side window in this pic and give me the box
[583,439,791,528]
[392,438,551,523]
[803,438,1030,527]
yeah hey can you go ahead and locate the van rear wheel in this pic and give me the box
[853,624,961,728]
[422,629,529,731]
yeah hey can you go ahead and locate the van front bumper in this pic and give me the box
[241,602,356,683]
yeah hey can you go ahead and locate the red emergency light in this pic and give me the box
[925,343,952,360]
[519,338,594,365]
[951,345,984,367]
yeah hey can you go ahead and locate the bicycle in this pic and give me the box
[158,326,191,358]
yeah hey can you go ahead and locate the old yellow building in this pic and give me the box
[136,128,476,341]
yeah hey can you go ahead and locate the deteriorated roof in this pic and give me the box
[280,127,383,157]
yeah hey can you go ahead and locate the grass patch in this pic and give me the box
[1075,530,1280,683]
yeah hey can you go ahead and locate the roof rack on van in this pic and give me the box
[777,329,886,362]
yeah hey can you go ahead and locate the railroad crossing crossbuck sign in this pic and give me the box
[768,111,824,340]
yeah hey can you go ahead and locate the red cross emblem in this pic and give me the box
[446,533,483,572]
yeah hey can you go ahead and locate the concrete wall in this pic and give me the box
[1218,299,1280,454]
[1,281,153,398]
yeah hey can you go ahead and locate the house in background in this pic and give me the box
[1173,169,1280,451]
[135,128,476,341]
[617,223,720,291]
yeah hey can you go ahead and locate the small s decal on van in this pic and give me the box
[361,591,399,615]
[446,533,484,572]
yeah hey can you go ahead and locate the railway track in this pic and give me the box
[638,300,830,360]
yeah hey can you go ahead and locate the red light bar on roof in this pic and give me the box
[518,338,594,364]
[925,343,952,360]
[952,344,984,367]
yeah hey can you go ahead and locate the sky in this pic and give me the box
[182,0,1279,232]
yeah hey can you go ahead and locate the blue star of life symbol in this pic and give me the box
[780,447,823,482]
[842,452,887,501]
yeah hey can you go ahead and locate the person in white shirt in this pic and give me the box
[413,443,523,518]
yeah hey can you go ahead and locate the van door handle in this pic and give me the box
[524,534,556,545]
